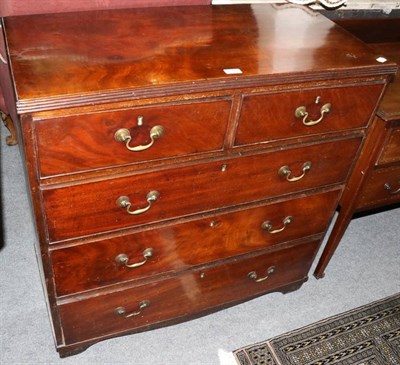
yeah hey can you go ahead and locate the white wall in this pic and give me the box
[211,0,400,11]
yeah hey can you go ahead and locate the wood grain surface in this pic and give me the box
[235,84,383,146]
[357,165,400,210]
[377,126,400,166]
[59,238,320,344]
[35,98,231,176]
[51,189,339,296]
[42,138,361,242]
[4,5,395,111]
[4,6,397,356]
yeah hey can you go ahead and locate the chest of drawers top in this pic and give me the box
[4,4,396,113]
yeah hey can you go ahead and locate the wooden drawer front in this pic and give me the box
[35,99,231,177]
[357,165,400,210]
[43,138,360,242]
[377,127,400,165]
[59,239,319,344]
[51,190,339,297]
[235,84,383,146]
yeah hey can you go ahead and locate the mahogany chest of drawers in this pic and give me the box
[2,4,396,356]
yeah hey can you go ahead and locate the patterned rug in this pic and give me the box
[233,293,400,365]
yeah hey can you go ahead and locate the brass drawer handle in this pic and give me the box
[116,191,160,215]
[261,216,293,234]
[295,103,331,126]
[384,182,400,195]
[279,161,311,182]
[248,266,276,283]
[114,116,164,152]
[115,248,154,268]
[114,300,150,318]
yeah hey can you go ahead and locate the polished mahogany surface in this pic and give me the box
[377,127,400,165]
[4,5,395,110]
[59,238,319,344]
[51,190,339,297]
[35,98,231,177]
[235,84,383,146]
[4,5,396,356]
[43,138,360,242]
[357,165,400,209]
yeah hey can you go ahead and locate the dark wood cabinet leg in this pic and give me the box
[314,116,390,279]
[1,111,18,146]
[313,210,353,279]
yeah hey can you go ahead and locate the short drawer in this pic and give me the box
[34,98,231,177]
[376,127,400,166]
[235,84,383,146]
[59,238,320,344]
[43,138,360,242]
[51,189,339,296]
[357,165,400,210]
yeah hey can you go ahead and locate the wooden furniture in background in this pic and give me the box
[314,17,400,278]
[2,4,396,356]
[0,22,18,145]
[0,110,17,145]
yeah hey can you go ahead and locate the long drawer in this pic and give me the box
[235,84,383,146]
[34,98,232,177]
[51,189,339,297]
[58,238,320,344]
[43,138,361,242]
[357,165,400,210]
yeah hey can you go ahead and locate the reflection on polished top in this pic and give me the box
[3,4,396,109]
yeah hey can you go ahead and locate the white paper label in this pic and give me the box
[223,68,243,75]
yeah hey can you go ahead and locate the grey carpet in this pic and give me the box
[1,122,399,365]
